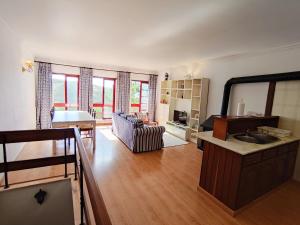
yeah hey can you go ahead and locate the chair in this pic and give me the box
[50,106,55,121]
[78,108,96,139]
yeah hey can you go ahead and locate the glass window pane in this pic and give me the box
[142,83,149,91]
[55,107,65,111]
[131,81,140,104]
[141,97,148,104]
[104,79,114,105]
[68,106,78,111]
[93,77,103,104]
[141,104,148,112]
[103,106,113,118]
[66,76,78,110]
[141,83,149,112]
[130,106,140,113]
[52,74,65,104]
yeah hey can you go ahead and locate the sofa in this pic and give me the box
[112,112,165,153]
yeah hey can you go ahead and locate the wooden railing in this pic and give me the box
[0,128,112,225]
[74,128,112,225]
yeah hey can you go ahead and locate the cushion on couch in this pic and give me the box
[120,113,127,119]
[115,111,123,116]
[127,117,144,128]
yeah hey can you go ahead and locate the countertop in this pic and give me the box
[195,131,300,155]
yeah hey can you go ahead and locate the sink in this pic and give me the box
[233,131,279,144]
[234,134,259,143]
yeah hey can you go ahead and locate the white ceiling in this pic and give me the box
[1,0,300,70]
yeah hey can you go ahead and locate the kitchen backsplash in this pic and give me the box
[272,80,300,181]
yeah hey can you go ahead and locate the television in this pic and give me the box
[173,110,187,125]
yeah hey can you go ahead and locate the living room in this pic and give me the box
[1,1,300,225]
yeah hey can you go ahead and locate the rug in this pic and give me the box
[163,132,189,148]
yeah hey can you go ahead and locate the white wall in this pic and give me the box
[51,64,150,81]
[51,64,80,75]
[272,81,300,181]
[229,83,268,116]
[157,44,300,118]
[156,45,300,181]
[0,18,35,164]
[51,64,149,82]
[51,64,118,79]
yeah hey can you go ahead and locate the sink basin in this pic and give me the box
[234,134,259,143]
[233,131,279,144]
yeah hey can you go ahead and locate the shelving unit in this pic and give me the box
[160,80,172,104]
[189,78,209,143]
[160,78,209,143]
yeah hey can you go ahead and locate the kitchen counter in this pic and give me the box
[195,131,300,155]
[197,130,299,212]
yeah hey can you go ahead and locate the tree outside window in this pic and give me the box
[130,80,149,113]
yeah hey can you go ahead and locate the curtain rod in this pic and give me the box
[34,60,158,76]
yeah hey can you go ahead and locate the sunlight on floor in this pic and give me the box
[97,126,118,141]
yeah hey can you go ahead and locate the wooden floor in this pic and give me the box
[3,126,300,225]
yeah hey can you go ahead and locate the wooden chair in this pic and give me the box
[78,108,96,139]
[50,106,55,121]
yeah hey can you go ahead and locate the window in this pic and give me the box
[130,80,149,113]
[92,77,116,119]
[52,74,79,111]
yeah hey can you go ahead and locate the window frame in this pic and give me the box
[52,73,79,111]
[92,77,116,119]
[130,80,149,112]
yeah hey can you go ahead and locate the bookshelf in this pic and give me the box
[160,78,209,142]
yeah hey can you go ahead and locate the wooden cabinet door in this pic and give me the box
[285,150,297,179]
[258,158,277,195]
[237,164,261,208]
[275,154,287,184]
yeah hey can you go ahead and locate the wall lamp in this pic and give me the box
[22,60,34,73]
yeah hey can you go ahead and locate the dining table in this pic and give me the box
[52,111,96,150]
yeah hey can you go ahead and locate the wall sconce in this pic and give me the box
[22,60,34,73]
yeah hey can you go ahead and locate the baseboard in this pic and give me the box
[96,120,112,126]
[197,180,299,217]
[197,186,236,216]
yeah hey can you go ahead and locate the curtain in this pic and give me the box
[36,62,52,129]
[79,67,93,111]
[148,74,157,122]
[117,71,130,114]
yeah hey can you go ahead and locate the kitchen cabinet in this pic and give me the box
[199,141,299,210]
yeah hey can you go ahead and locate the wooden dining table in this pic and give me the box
[52,111,96,150]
